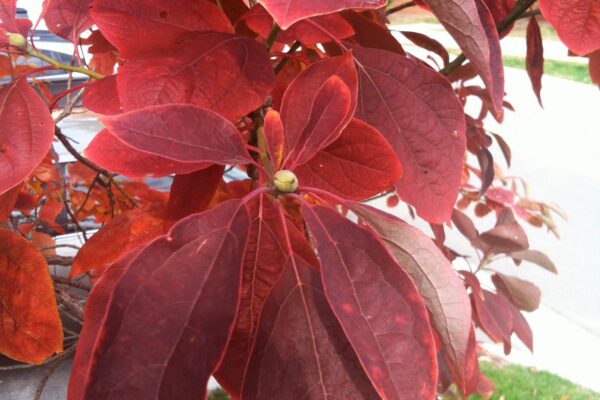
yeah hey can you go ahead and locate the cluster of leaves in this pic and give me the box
[0,0,597,398]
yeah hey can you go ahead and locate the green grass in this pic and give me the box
[502,55,592,84]
[470,362,600,400]
[209,362,600,400]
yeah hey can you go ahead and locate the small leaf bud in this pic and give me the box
[274,170,298,193]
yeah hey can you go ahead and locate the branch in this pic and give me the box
[386,1,416,16]
[54,126,112,178]
[441,0,538,76]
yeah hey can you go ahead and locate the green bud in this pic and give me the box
[274,170,298,193]
[8,33,27,49]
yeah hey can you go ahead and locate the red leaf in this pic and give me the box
[452,209,479,242]
[510,249,558,274]
[215,196,288,395]
[0,230,63,364]
[280,54,358,168]
[44,0,93,44]
[482,0,515,37]
[164,165,224,228]
[117,32,275,120]
[353,47,466,224]
[342,11,406,55]
[295,118,402,200]
[423,0,504,118]
[590,50,600,85]
[351,203,472,392]
[69,203,166,279]
[68,248,142,400]
[245,5,355,45]
[263,109,284,170]
[471,289,513,343]
[526,17,544,106]
[491,273,541,312]
[257,0,386,29]
[0,78,54,195]
[69,200,250,399]
[539,0,600,55]
[85,130,210,178]
[400,31,449,65]
[0,182,21,221]
[100,104,252,164]
[82,75,121,115]
[241,256,379,399]
[477,220,529,253]
[303,204,437,400]
[0,0,18,32]
[510,306,533,352]
[90,0,233,56]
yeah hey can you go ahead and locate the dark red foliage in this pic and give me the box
[1,0,581,397]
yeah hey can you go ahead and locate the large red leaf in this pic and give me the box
[295,118,402,200]
[539,0,600,55]
[491,273,541,312]
[90,0,233,56]
[82,75,121,115]
[0,230,63,364]
[100,104,252,165]
[43,0,93,44]
[422,0,504,117]
[68,248,142,400]
[0,78,54,195]
[482,0,515,37]
[117,32,275,120]
[215,196,288,395]
[69,203,166,279]
[258,0,386,29]
[526,17,544,106]
[280,54,357,169]
[241,255,379,399]
[303,204,437,399]
[164,165,224,228]
[69,200,250,399]
[350,203,473,392]
[353,47,466,224]
[85,130,210,178]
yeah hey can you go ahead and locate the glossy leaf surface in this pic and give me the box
[303,204,437,400]
[295,118,402,200]
[44,0,93,44]
[351,203,472,391]
[258,0,386,29]
[0,78,54,195]
[422,0,504,117]
[280,54,358,168]
[85,130,210,178]
[100,104,252,164]
[70,200,250,399]
[353,47,466,223]
[242,256,379,399]
[90,0,232,56]
[0,230,63,364]
[539,0,600,55]
[117,32,275,120]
